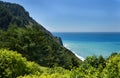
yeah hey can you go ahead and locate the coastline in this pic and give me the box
[74,52,85,61]
[53,32,120,61]
[64,44,85,61]
[53,32,85,61]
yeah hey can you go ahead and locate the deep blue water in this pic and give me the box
[53,32,120,59]
[53,32,120,42]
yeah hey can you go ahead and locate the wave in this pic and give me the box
[73,52,85,61]
[63,43,85,61]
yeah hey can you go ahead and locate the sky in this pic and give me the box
[2,0,120,32]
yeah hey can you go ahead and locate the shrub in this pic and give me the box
[0,49,43,78]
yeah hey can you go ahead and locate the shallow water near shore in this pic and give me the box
[53,32,120,59]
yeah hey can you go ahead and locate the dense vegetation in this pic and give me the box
[0,1,30,29]
[0,26,80,69]
[0,49,44,78]
[0,1,80,69]
[1,49,120,78]
[0,1,120,78]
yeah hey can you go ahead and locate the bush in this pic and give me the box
[0,49,43,78]
[102,54,120,78]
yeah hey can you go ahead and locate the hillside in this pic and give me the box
[1,49,120,78]
[0,1,52,35]
[0,1,81,69]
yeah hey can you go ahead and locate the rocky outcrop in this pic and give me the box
[55,37,63,45]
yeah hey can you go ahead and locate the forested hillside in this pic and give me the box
[0,1,80,69]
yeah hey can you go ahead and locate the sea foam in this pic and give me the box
[64,43,85,61]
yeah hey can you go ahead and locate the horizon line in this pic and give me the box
[52,31,120,33]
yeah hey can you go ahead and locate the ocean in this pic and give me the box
[53,32,120,60]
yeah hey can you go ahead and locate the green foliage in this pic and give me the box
[101,54,120,78]
[71,54,120,78]
[0,49,44,78]
[0,1,80,69]
[0,49,120,78]
[17,54,120,78]
[0,49,26,78]
[0,48,71,78]
[0,25,80,69]
[18,67,71,78]
[84,55,106,68]
[0,1,31,29]
[18,73,70,78]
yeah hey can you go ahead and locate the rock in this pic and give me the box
[55,36,63,46]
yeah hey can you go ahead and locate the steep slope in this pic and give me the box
[0,1,51,35]
[0,1,30,28]
[0,1,81,69]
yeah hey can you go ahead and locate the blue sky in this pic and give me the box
[2,0,120,32]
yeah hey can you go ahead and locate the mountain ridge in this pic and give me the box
[0,1,81,69]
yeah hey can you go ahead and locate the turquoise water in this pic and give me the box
[53,32,120,59]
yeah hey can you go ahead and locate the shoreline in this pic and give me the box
[64,44,85,61]
[75,53,85,61]
[73,51,85,61]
